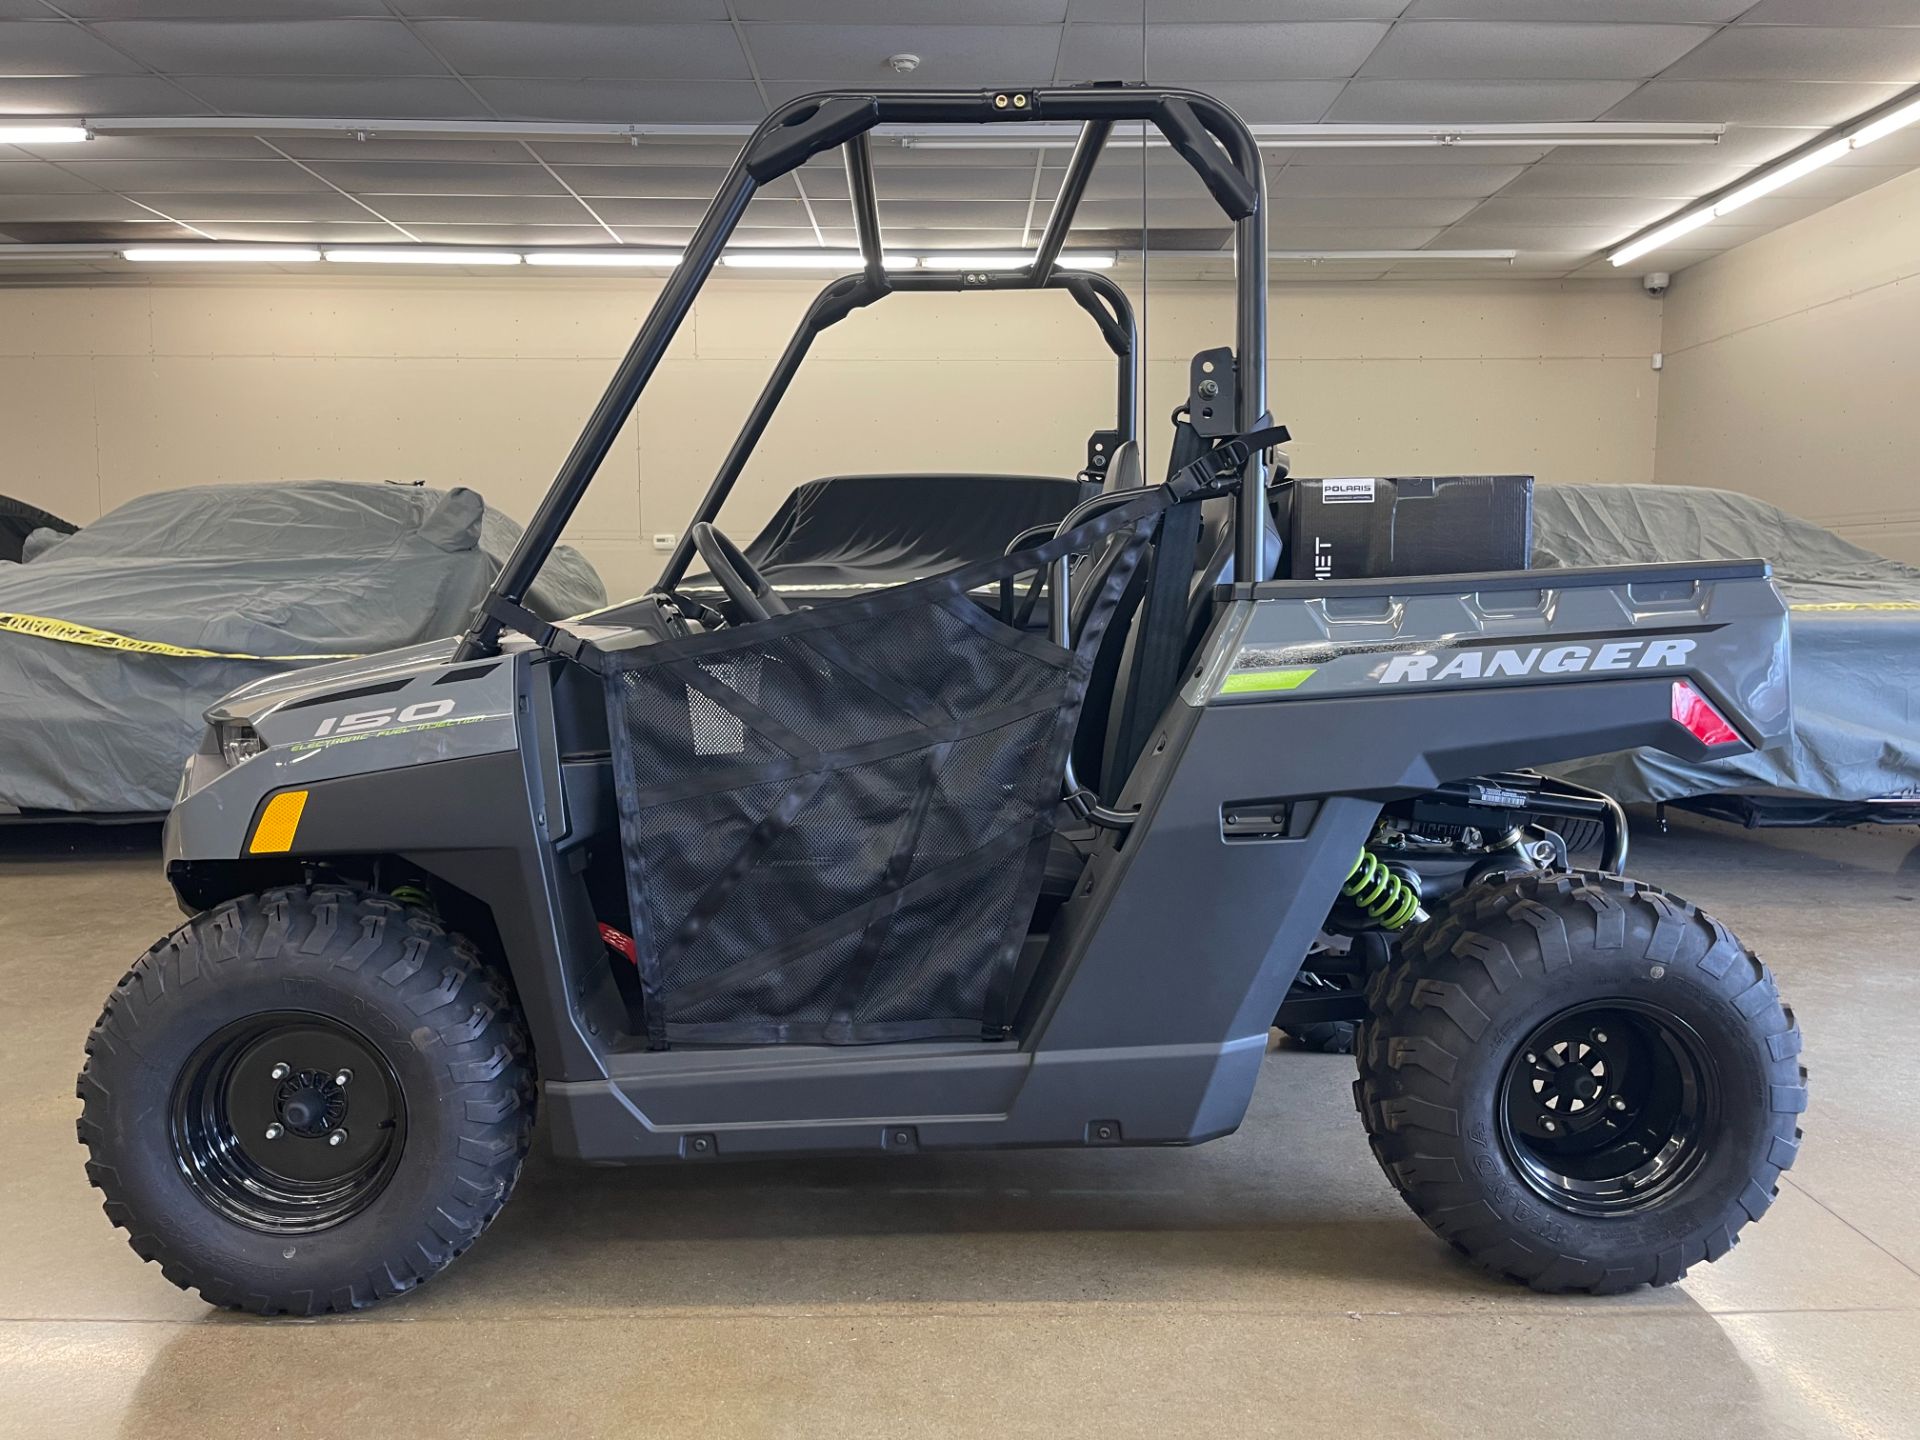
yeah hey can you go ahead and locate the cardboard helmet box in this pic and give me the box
[1280,474,1534,581]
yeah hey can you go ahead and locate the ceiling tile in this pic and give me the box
[31,135,271,159]
[742,24,1063,84]
[392,0,727,16]
[739,0,1066,18]
[1431,221,1626,249]
[377,224,616,245]
[879,170,1044,204]
[1458,194,1687,228]
[89,19,447,76]
[1496,161,1750,197]
[0,20,148,76]
[412,20,750,80]
[1739,0,1920,21]
[1358,22,1714,80]
[62,0,390,15]
[0,75,214,115]
[553,164,738,199]
[372,194,595,224]
[181,76,491,118]
[1269,162,1527,196]
[1665,25,1920,82]
[534,140,741,166]
[62,157,330,191]
[1269,226,1448,248]
[590,195,809,226]
[0,218,193,241]
[128,190,377,221]
[1404,0,1750,17]
[0,192,155,220]
[1070,0,1405,16]
[1264,195,1485,225]
[1169,80,1349,121]
[468,77,767,123]
[1059,21,1387,81]
[310,160,566,196]
[188,221,394,242]
[1602,79,1910,126]
[0,161,104,193]
[1325,79,1642,122]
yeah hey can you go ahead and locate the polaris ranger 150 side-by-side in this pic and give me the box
[78,85,1806,1315]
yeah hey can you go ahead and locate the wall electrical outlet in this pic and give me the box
[651,532,676,551]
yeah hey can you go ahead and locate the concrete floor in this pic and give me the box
[3,816,1918,1439]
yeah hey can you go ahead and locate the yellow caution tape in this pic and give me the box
[0,610,360,662]
[1789,601,1920,612]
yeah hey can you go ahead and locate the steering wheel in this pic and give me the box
[690,522,791,623]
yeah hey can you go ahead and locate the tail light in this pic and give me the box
[1671,680,1741,747]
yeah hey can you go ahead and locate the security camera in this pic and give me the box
[1642,271,1671,298]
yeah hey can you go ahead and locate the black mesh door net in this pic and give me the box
[601,441,1262,1047]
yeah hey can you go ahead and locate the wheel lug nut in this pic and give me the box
[334,1070,352,1087]
[328,1130,347,1147]
[1594,1032,1608,1044]
[1611,1097,1627,1111]
[264,1123,284,1140]
[270,1063,290,1081]
[1525,1053,1537,1064]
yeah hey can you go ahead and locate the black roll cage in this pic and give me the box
[458,84,1270,661]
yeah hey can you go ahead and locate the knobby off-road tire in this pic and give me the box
[77,886,535,1316]
[1354,871,1806,1293]
[1280,1019,1357,1054]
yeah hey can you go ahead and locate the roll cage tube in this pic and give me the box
[653,267,1139,596]
[458,85,1268,661]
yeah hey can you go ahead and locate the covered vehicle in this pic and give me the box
[0,480,603,817]
[1540,483,1920,822]
[723,472,1097,602]
[0,494,75,565]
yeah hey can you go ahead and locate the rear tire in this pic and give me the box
[1354,872,1805,1293]
[77,886,535,1315]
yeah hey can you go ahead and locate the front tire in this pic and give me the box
[77,886,534,1315]
[1354,872,1806,1293]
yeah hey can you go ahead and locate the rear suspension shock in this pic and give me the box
[1343,851,1426,930]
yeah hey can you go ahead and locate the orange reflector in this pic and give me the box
[249,790,308,854]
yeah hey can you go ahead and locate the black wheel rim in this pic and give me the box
[1497,1001,1717,1217]
[170,1011,407,1234]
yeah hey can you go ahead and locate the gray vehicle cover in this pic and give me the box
[0,481,604,814]
[1536,484,1920,804]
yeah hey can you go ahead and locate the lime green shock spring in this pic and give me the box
[1343,851,1423,930]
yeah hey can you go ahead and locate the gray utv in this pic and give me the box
[78,84,1806,1316]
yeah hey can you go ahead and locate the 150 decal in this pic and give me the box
[311,699,456,737]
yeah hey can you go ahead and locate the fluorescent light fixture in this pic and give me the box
[122,245,321,263]
[324,247,520,265]
[525,250,683,267]
[919,254,1031,271]
[1851,94,1920,149]
[1270,249,1516,262]
[900,122,1721,153]
[720,251,916,270]
[1711,138,1849,217]
[1609,208,1718,267]
[0,124,89,145]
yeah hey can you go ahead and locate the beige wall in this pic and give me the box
[0,274,1660,597]
[1656,165,1920,565]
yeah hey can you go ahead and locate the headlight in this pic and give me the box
[217,721,266,768]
